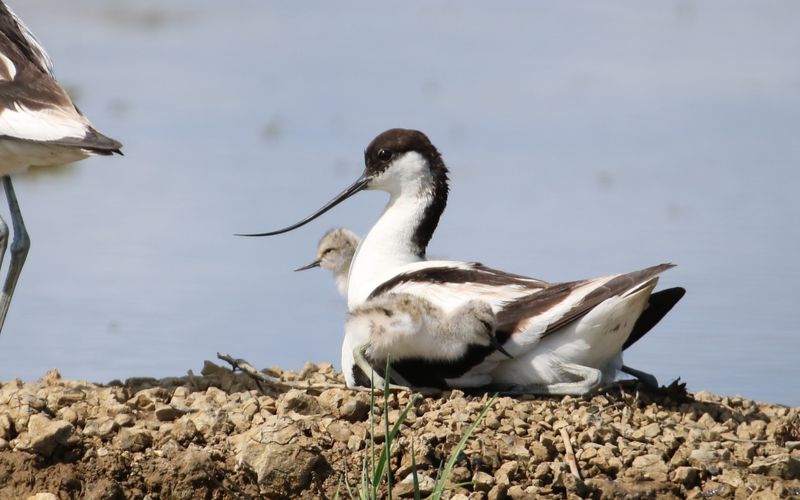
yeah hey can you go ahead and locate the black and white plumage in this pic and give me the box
[246,129,685,392]
[0,1,121,335]
[299,228,513,388]
[304,228,683,391]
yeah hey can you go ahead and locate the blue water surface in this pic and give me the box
[1,1,798,405]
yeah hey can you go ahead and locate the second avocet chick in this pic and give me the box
[344,293,510,389]
[295,228,358,296]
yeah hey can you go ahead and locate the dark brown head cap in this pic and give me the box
[364,128,446,177]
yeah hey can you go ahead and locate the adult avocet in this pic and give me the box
[300,227,681,392]
[0,1,121,334]
[243,129,685,392]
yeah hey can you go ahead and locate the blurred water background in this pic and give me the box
[1,0,798,405]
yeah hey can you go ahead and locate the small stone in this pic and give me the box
[339,395,370,422]
[40,369,62,385]
[641,422,661,438]
[113,413,134,428]
[507,485,526,499]
[0,413,12,439]
[170,417,199,444]
[472,470,494,492]
[0,438,9,450]
[327,421,351,443]
[394,472,435,497]
[671,466,701,488]
[26,494,58,500]
[231,421,322,496]
[533,462,551,481]
[494,460,518,486]
[487,483,509,500]
[204,386,228,406]
[717,469,744,488]
[83,417,119,440]
[748,454,800,480]
[17,414,74,457]
[689,448,722,467]
[154,403,182,422]
[529,441,550,461]
[277,389,322,416]
[448,466,471,484]
[113,428,152,452]
[126,388,169,411]
[734,443,756,463]
[56,407,78,426]
[346,434,364,451]
[630,454,669,482]
[702,480,735,498]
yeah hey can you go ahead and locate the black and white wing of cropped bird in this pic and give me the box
[0,1,121,334]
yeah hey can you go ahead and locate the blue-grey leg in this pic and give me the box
[0,176,30,335]
[621,364,659,389]
[0,210,7,276]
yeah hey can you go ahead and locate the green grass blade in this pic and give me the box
[361,456,369,500]
[411,439,421,500]
[333,475,342,500]
[430,394,498,500]
[342,472,357,500]
[384,359,393,500]
[369,370,377,498]
[372,395,419,486]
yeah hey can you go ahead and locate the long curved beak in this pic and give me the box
[294,259,321,272]
[237,174,370,237]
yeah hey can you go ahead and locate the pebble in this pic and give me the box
[15,414,74,457]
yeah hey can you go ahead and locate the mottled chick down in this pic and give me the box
[315,228,358,296]
[347,292,497,364]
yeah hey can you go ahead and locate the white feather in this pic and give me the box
[0,52,16,80]
[0,103,89,142]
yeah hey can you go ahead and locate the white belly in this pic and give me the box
[491,282,655,385]
[0,138,89,175]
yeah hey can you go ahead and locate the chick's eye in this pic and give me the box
[377,149,393,162]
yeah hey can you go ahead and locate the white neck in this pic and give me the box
[346,170,433,308]
[335,269,349,298]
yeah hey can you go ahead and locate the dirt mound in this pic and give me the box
[1,362,799,499]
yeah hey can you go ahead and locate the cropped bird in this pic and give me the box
[0,1,121,334]
[244,129,685,393]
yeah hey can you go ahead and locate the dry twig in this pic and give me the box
[216,352,412,394]
[560,427,582,480]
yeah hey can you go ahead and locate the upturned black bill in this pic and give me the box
[237,175,369,237]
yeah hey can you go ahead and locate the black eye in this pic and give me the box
[377,149,393,162]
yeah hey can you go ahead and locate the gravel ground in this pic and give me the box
[1,362,799,499]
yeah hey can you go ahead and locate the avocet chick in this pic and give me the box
[297,229,510,389]
[344,293,510,389]
[295,228,358,296]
